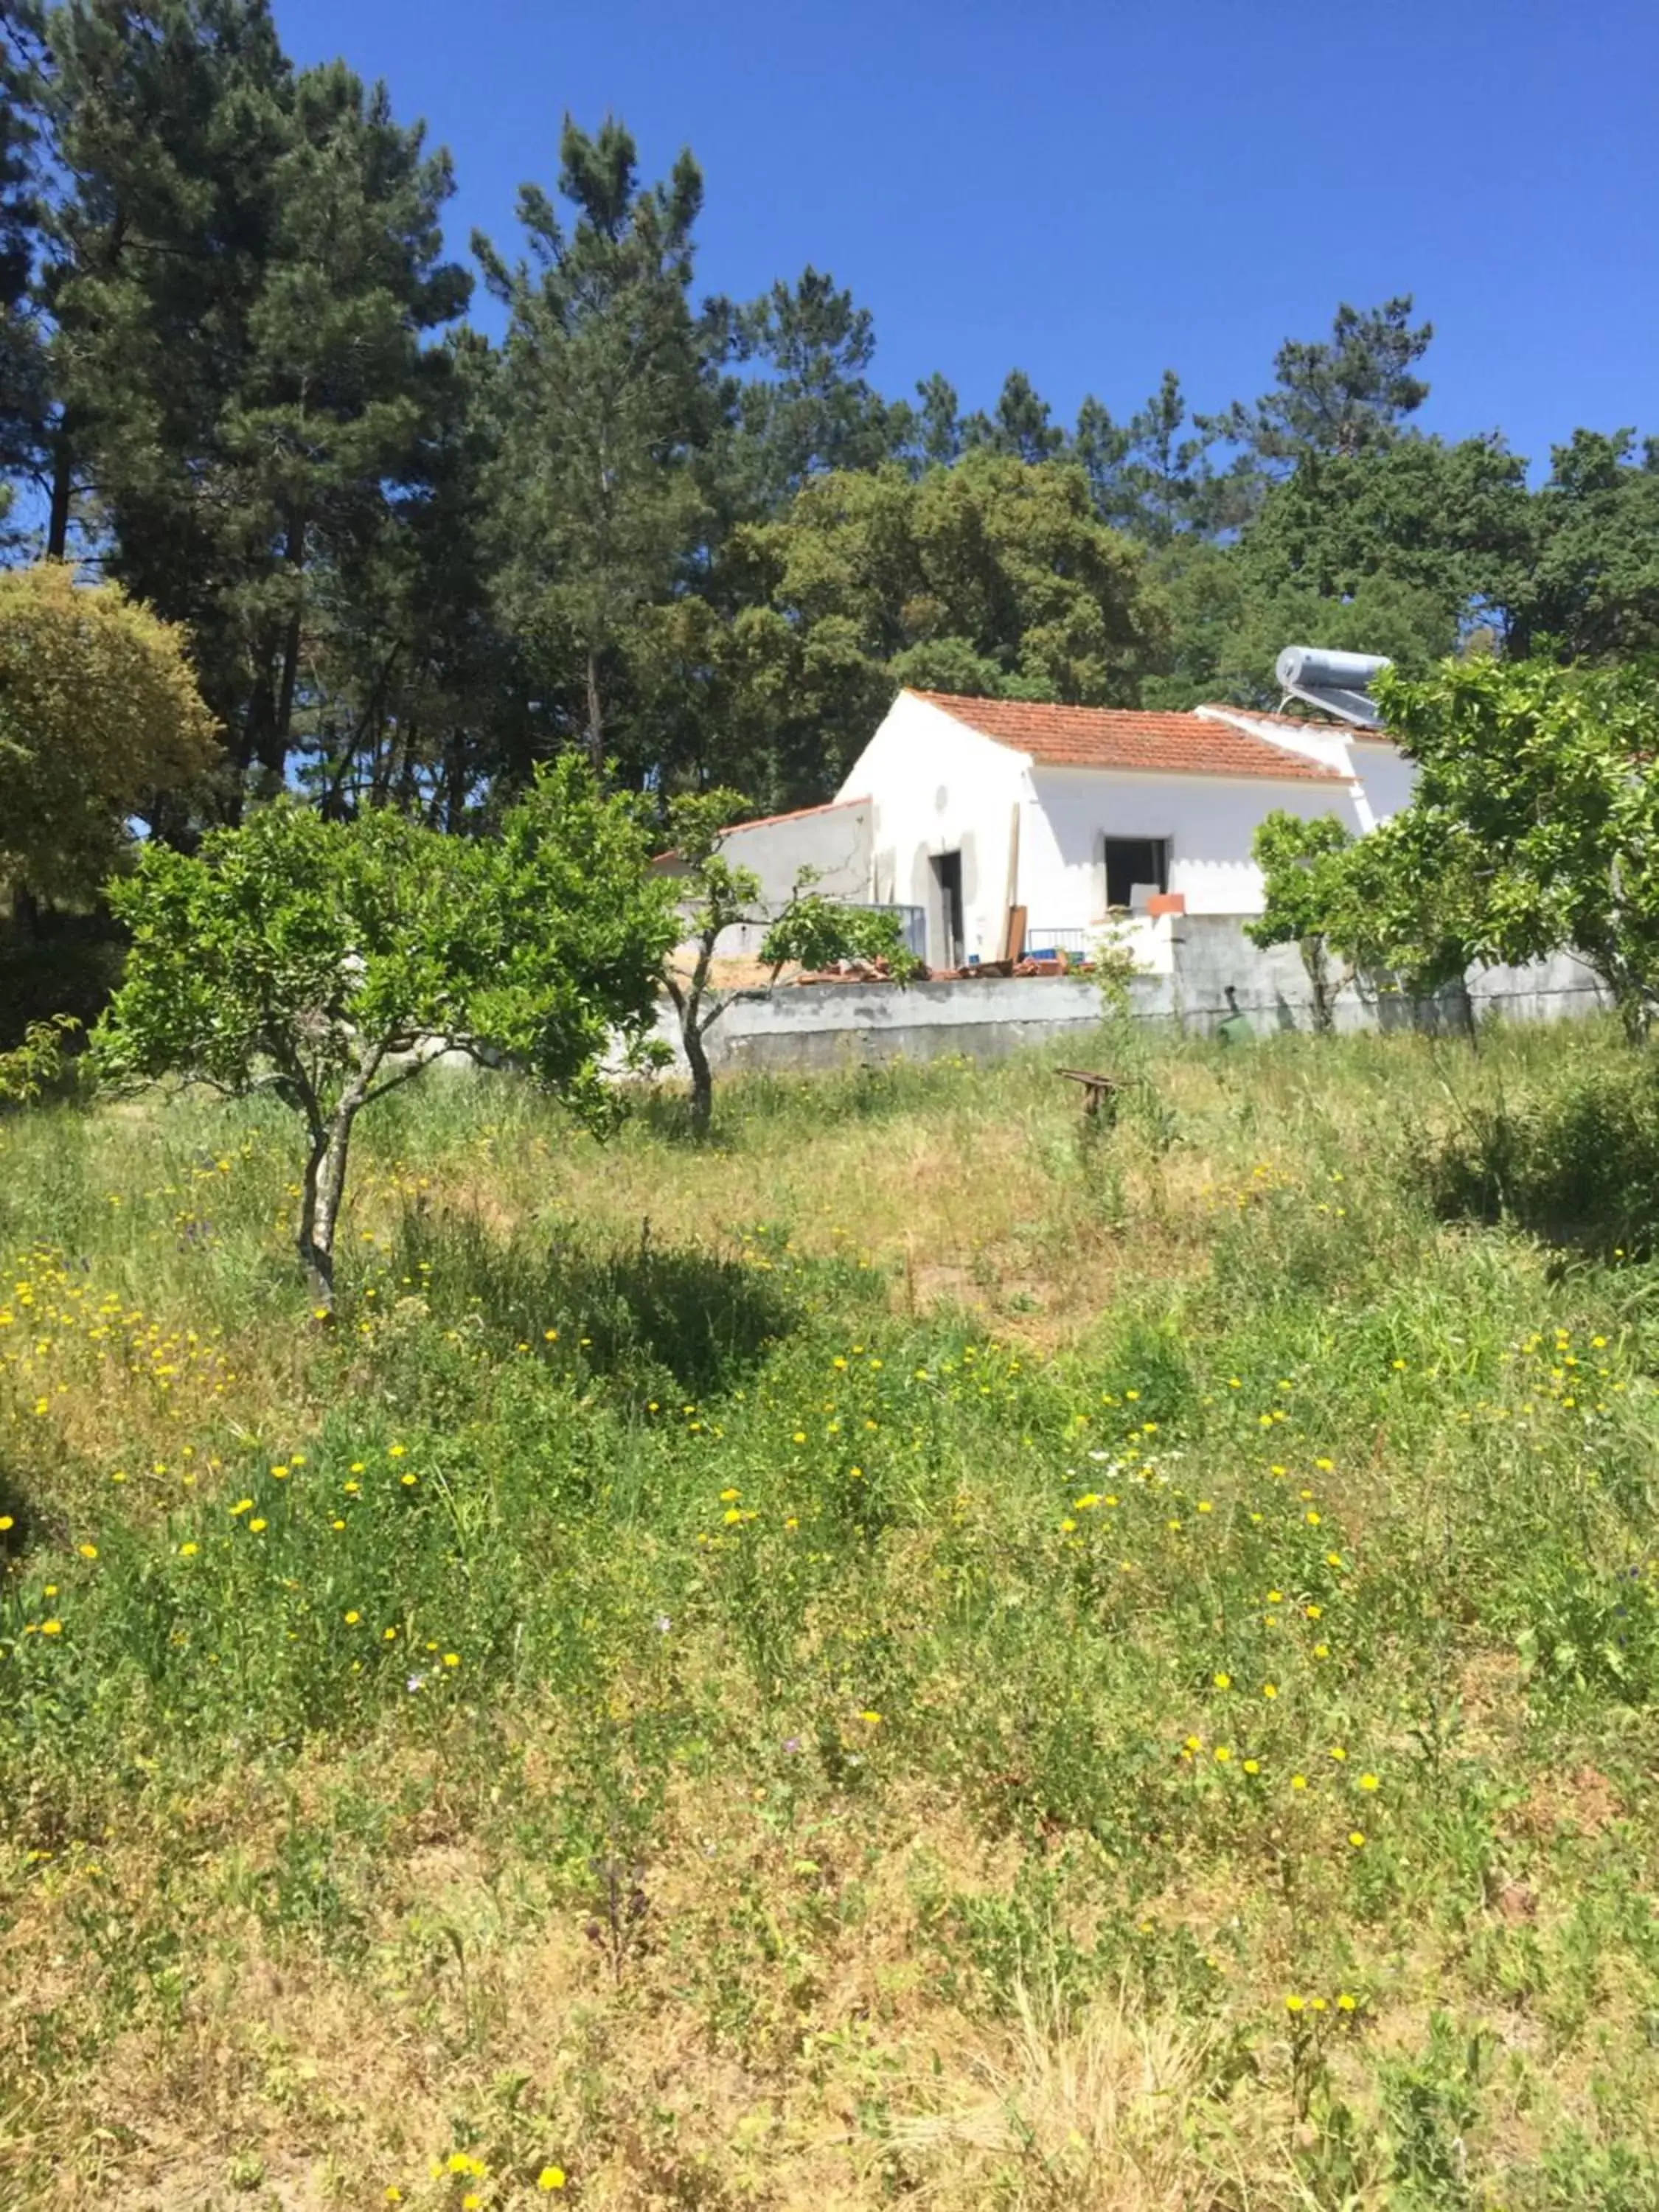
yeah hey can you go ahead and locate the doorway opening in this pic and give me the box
[930,849,964,969]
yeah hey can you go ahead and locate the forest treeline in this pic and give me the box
[2,0,1657,822]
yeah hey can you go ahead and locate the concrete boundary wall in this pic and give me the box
[653,917,1609,1077]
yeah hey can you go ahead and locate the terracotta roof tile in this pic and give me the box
[908,690,1348,783]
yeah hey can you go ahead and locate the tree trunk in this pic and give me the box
[46,426,73,561]
[297,1107,356,1312]
[274,513,306,773]
[585,651,605,781]
[8,879,38,945]
[1301,937,1335,1035]
[683,1018,713,1137]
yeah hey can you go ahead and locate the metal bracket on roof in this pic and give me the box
[1274,647,1391,729]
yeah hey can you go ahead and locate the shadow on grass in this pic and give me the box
[624,1086,737,1152]
[391,1207,802,1398]
[1419,1056,1659,1260]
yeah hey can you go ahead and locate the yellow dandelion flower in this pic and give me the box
[1290,1773,1307,1790]
[538,2171,566,2194]
[1337,1992,1357,2012]
[77,1543,97,1560]
[442,1652,459,1668]
[1213,1672,1231,1690]
[1329,1745,1347,1761]
[1284,1993,1304,2012]
[1359,1773,1380,1790]
[344,1610,360,1624]
[41,1619,63,1636]
[179,1541,198,1557]
[1242,1759,1260,1775]
[1262,1683,1278,1699]
[1214,1745,1231,1762]
[1348,1830,1366,1848]
[248,1517,268,1533]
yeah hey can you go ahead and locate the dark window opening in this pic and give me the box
[1102,835,1169,910]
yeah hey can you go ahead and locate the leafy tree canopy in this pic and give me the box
[0,562,219,903]
[717,453,1166,800]
[95,763,672,1302]
[1370,658,1659,1040]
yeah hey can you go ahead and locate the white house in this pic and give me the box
[695,687,1413,972]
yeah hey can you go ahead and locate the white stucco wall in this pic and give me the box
[656,798,872,906]
[1019,766,1369,927]
[834,692,1415,952]
[1342,738,1416,824]
[835,692,1028,964]
[1196,709,1416,830]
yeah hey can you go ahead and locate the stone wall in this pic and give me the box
[651,917,1609,1076]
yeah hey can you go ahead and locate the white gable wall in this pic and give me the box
[1197,708,1416,830]
[835,691,1029,964]
[1020,766,1370,929]
[713,798,872,904]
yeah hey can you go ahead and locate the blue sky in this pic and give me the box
[278,0,1656,470]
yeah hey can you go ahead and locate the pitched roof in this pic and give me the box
[906,689,1349,784]
[720,795,869,834]
[1200,703,1397,745]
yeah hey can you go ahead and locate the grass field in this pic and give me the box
[5,1019,1659,2210]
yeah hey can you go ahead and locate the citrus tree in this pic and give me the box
[663,790,918,1134]
[95,763,672,1310]
[1374,658,1659,1042]
[1246,811,1357,1032]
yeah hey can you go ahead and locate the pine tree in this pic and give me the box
[726,265,909,508]
[961,369,1065,465]
[0,0,49,532]
[1205,296,1433,470]
[914,372,963,467]
[479,117,717,781]
[38,2,467,799]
